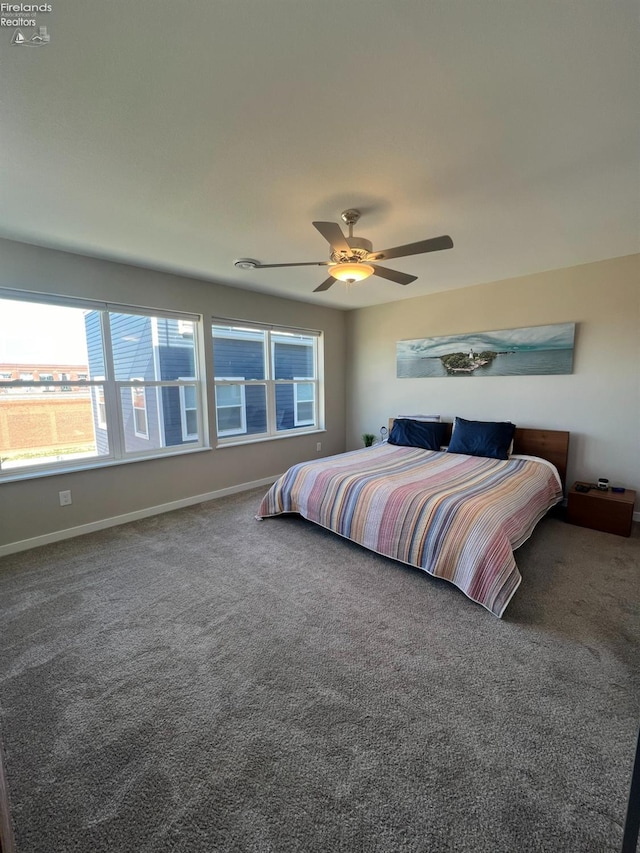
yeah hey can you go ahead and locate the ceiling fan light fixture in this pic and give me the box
[330,262,374,283]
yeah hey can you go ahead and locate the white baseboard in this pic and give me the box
[0,476,277,558]
[2,481,637,559]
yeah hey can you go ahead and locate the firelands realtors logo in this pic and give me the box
[1,3,52,44]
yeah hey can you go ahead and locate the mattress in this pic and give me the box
[257,443,563,616]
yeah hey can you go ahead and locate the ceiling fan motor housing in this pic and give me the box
[331,236,372,264]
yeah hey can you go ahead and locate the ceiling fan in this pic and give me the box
[234,209,453,292]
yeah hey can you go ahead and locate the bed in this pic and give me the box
[257,420,569,617]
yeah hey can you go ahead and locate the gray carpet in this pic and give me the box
[0,488,638,852]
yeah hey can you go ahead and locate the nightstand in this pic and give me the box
[566,482,636,537]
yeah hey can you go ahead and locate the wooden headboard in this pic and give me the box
[387,419,570,488]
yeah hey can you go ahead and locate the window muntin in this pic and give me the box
[0,293,205,478]
[212,322,321,443]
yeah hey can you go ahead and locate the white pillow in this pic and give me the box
[396,414,441,422]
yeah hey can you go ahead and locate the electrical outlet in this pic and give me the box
[59,490,72,506]
[316,442,322,452]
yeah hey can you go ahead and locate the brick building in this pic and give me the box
[0,363,94,466]
[0,363,89,389]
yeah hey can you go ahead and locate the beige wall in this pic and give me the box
[346,254,640,499]
[0,238,347,549]
[2,243,638,551]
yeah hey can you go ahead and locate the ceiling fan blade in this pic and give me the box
[312,221,351,254]
[313,276,336,292]
[370,235,454,262]
[370,264,417,286]
[252,261,331,269]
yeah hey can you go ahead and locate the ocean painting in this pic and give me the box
[397,322,575,378]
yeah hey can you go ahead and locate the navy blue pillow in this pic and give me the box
[388,419,447,451]
[446,417,515,460]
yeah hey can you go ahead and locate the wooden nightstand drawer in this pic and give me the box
[567,483,636,537]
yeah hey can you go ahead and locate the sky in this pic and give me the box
[0,300,89,364]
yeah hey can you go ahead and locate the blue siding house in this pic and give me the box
[85,315,317,447]
[212,327,316,437]
[85,312,197,451]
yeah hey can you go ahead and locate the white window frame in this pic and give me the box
[293,378,315,427]
[215,377,247,438]
[93,377,107,429]
[0,289,207,481]
[212,321,322,445]
[179,377,198,441]
[131,383,149,439]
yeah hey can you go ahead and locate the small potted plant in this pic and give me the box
[362,433,376,447]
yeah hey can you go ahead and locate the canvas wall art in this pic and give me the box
[397,322,575,378]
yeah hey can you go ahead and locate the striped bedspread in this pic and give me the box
[257,444,563,617]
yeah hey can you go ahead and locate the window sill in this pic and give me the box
[0,445,213,484]
[217,428,326,449]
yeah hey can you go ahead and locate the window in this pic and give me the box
[215,378,247,437]
[293,380,315,426]
[38,373,55,393]
[0,291,206,478]
[19,372,36,392]
[212,321,321,443]
[131,384,149,439]
[93,379,107,429]
[179,377,198,441]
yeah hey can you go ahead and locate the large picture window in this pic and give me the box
[212,321,322,443]
[0,291,205,478]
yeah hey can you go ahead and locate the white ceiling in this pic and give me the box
[1,0,638,309]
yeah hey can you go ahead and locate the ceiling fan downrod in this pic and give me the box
[341,208,361,239]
